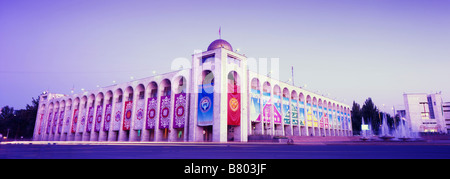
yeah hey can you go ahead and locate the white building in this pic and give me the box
[443,102,450,134]
[33,39,352,142]
[403,93,447,133]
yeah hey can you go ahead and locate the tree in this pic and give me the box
[361,98,380,135]
[351,101,362,135]
[0,96,39,140]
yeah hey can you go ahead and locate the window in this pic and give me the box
[202,55,215,64]
[427,97,435,119]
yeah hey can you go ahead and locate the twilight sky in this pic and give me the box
[1,0,449,114]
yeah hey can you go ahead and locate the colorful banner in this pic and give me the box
[133,99,145,130]
[112,103,122,131]
[282,97,290,125]
[299,101,305,126]
[159,95,171,129]
[291,99,298,125]
[319,106,323,128]
[197,84,214,126]
[228,83,240,126]
[146,97,158,129]
[328,108,332,129]
[250,89,261,122]
[273,95,282,124]
[86,107,94,132]
[78,108,86,133]
[71,109,79,133]
[51,110,58,134]
[123,101,133,131]
[306,103,313,127]
[46,109,53,134]
[260,92,271,123]
[38,110,45,134]
[57,110,64,134]
[324,107,329,129]
[94,105,103,132]
[64,109,71,134]
[173,92,187,128]
[313,105,318,127]
[103,104,112,131]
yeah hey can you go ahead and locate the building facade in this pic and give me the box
[443,102,450,134]
[403,93,447,134]
[33,39,352,142]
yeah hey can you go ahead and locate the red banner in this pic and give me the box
[227,83,240,126]
[123,101,132,131]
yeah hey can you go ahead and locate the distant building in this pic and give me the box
[443,102,450,133]
[403,93,447,133]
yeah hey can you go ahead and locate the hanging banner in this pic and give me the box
[38,110,45,134]
[299,101,305,126]
[282,97,290,125]
[313,105,318,127]
[46,109,53,134]
[306,103,313,127]
[64,109,71,134]
[86,107,94,132]
[57,110,64,134]
[112,103,122,131]
[197,84,214,126]
[133,99,145,130]
[51,110,58,134]
[273,95,282,124]
[123,101,133,131]
[250,89,261,122]
[319,106,324,128]
[78,108,86,133]
[146,97,158,129]
[259,92,271,122]
[291,99,298,125]
[228,83,241,126]
[159,95,171,129]
[71,109,79,133]
[173,92,187,129]
[94,105,103,132]
[103,104,112,131]
[328,108,333,129]
[324,107,329,129]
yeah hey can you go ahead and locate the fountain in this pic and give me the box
[378,113,394,141]
[360,117,370,141]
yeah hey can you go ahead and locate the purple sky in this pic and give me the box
[1,0,449,114]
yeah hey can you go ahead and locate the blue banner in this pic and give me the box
[282,97,290,124]
[250,89,261,122]
[197,84,214,126]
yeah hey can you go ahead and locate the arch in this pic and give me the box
[160,79,171,96]
[200,70,214,86]
[96,92,104,106]
[291,90,298,100]
[282,87,290,98]
[173,76,187,94]
[147,81,158,98]
[306,95,311,104]
[251,78,260,90]
[228,71,240,94]
[263,81,271,93]
[88,94,95,108]
[114,88,123,103]
[125,86,134,101]
[105,90,113,105]
[273,85,281,96]
[136,84,145,100]
[299,93,305,102]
